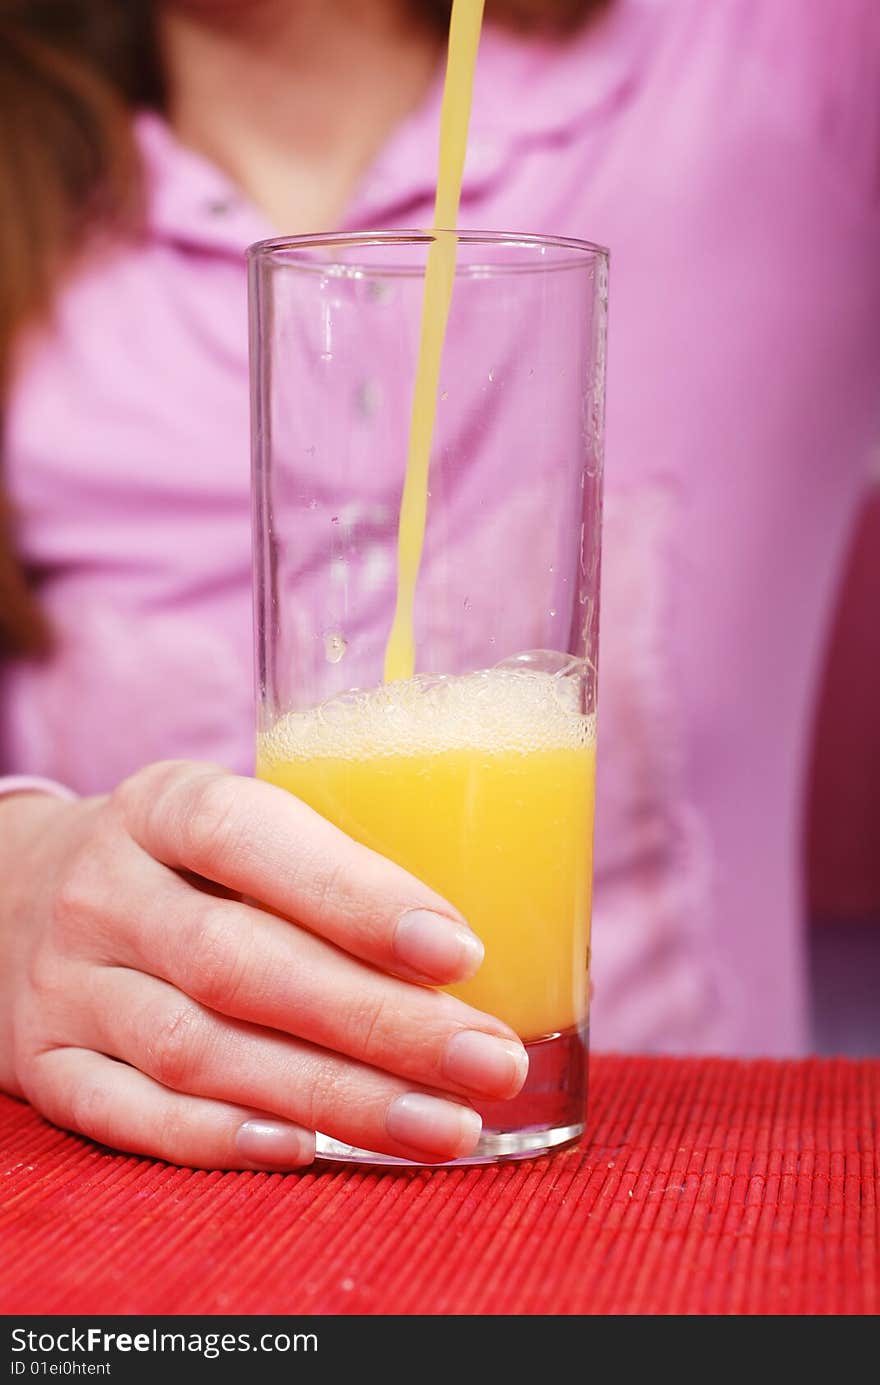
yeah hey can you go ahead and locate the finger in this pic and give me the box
[104,860,527,1102]
[25,1046,316,1171]
[115,761,484,985]
[70,969,484,1163]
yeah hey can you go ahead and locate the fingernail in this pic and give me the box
[386,1093,482,1159]
[443,1029,529,1099]
[393,909,484,982]
[235,1119,314,1169]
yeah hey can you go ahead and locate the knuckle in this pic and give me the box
[111,760,190,823]
[10,1027,46,1101]
[347,992,394,1060]
[283,828,367,936]
[51,850,104,946]
[303,854,347,927]
[183,904,246,1015]
[177,774,244,871]
[112,760,232,859]
[297,1059,350,1133]
[143,1003,202,1091]
[155,1100,191,1160]
[24,945,65,1010]
[67,1069,116,1146]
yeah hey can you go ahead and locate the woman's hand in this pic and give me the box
[1,761,527,1169]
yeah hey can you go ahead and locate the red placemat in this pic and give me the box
[1,1054,877,1315]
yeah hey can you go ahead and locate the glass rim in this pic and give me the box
[246,228,610,278]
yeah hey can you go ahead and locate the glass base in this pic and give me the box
[315,1023,588,1167]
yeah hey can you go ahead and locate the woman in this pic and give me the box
[1,0,877,1169]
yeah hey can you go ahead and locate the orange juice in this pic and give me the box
[257,668,595,1038]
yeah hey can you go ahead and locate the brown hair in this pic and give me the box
[0,0,607,658]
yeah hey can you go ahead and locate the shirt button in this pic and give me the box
[368,281,395,305]
[363,544,391,591]
[466,136,499,175]
[356,380,382,418]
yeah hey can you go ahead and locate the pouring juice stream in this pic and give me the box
[382,0,485,684]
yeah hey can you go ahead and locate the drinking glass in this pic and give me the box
[248,230,607,1163]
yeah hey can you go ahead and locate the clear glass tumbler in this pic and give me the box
[248,230,607,1163]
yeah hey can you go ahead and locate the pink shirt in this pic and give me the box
[3,0,879,1056]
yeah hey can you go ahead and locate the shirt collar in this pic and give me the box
[346,0,660,226]
[135,110,271,254]
[136,1,659,252]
